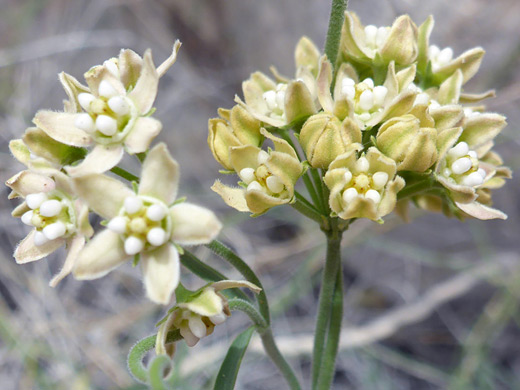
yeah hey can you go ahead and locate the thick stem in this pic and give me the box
[324,0,348,71]
[311,226,343,389]
[316,265,343,389]
[261,329,302,390]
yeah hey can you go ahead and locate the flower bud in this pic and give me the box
[376,115,437,172]
[207,105,263,170]
[300,113,361,170]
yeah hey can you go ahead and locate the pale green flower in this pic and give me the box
[207,105,263,170]
[434,111,509,219]
[315,57,417,131]
[340,12,418,68]
[324,145,405,221]
[156,280,261,354]
[212,130,303,216]
[416,16,485,87]
[33,42,181,177]
[5,169,93,286]
[72,143,222,304]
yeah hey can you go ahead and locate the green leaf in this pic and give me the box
[214,326,256,390]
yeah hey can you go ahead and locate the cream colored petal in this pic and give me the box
[212,280,261,294]
[73,229,128,279]
[73,174,134,219]
[33,111,93,147]
[170,203,222,246]
[455,201,507,220]
[9,139,31,166]
[316,57,334,112]
[180,288,224,317]
[211,181,249,212]
[141,244,179,305]
[49,235,85,287]
[65,145,124,177]
[128,49,159,114]
[58,72,90,113]
[124,117,162,154]
[6,171,55,197]
[12,202,30,218]
[139,143,179,204]
[14,230,65,264]
[157,40,182,78]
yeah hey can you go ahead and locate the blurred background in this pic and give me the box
[1,0,519,389]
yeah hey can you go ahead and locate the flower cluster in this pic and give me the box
[6,41,224,307]
[208,13,510,221]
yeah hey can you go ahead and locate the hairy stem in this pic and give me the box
[261,329,302,390]
[312,225,343,389]
[316,265,344,389]
[324,0,348,71]
[229,298,268,330]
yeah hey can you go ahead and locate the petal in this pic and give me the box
[124,117,162,154]
[139,143,179,204]
[14,230,65,264]
[65,145,123,177]
[73,174,134,219]
[316,57,334,112]
[73,229,128,279]
[455,201,507,220]
[6,170,55,197]
[211,280,262,294]
[119,49,143,89]
[33,111,93,147]
[58,72,90,113]
[157,40,182,78]
[211,181,249,212]
[170,203,222,246]
[9,139,31,166]
[49,235,85,287]
[180,287,224,317]
[141,244,179,304]
[128,49,159,114]
[285,79,316,124]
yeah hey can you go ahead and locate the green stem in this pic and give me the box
[207,240,270,324]
[260,329,302,390]
[311,168,327,213]
[316,264,343,389]
[295,190,321,214]
[207,240,301,389]
[110,166,140,183]
[312,225,343,389]
[291,198,325,224]
[228,298,268,330]
[127,329,182,384]
[303,172,323,211]
[324,0,348,71]
[397,178,438,201]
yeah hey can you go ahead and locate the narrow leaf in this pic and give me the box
[214,326,256,390]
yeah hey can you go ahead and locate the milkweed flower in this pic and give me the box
[33,42,181,177]
[72,143,222,304]
[6,169,93,286]
[156,280,261,354]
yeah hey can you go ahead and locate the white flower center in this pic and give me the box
[239,151,287,197]
[442,141,486,187]
[108,196,172,255]
[340,159,389,207]
[23,191,75,246]
[428,45,454,72]
[340,77,388,129]
[364,25,390,56]
[74,79,136,144]
[262,83,287,121]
